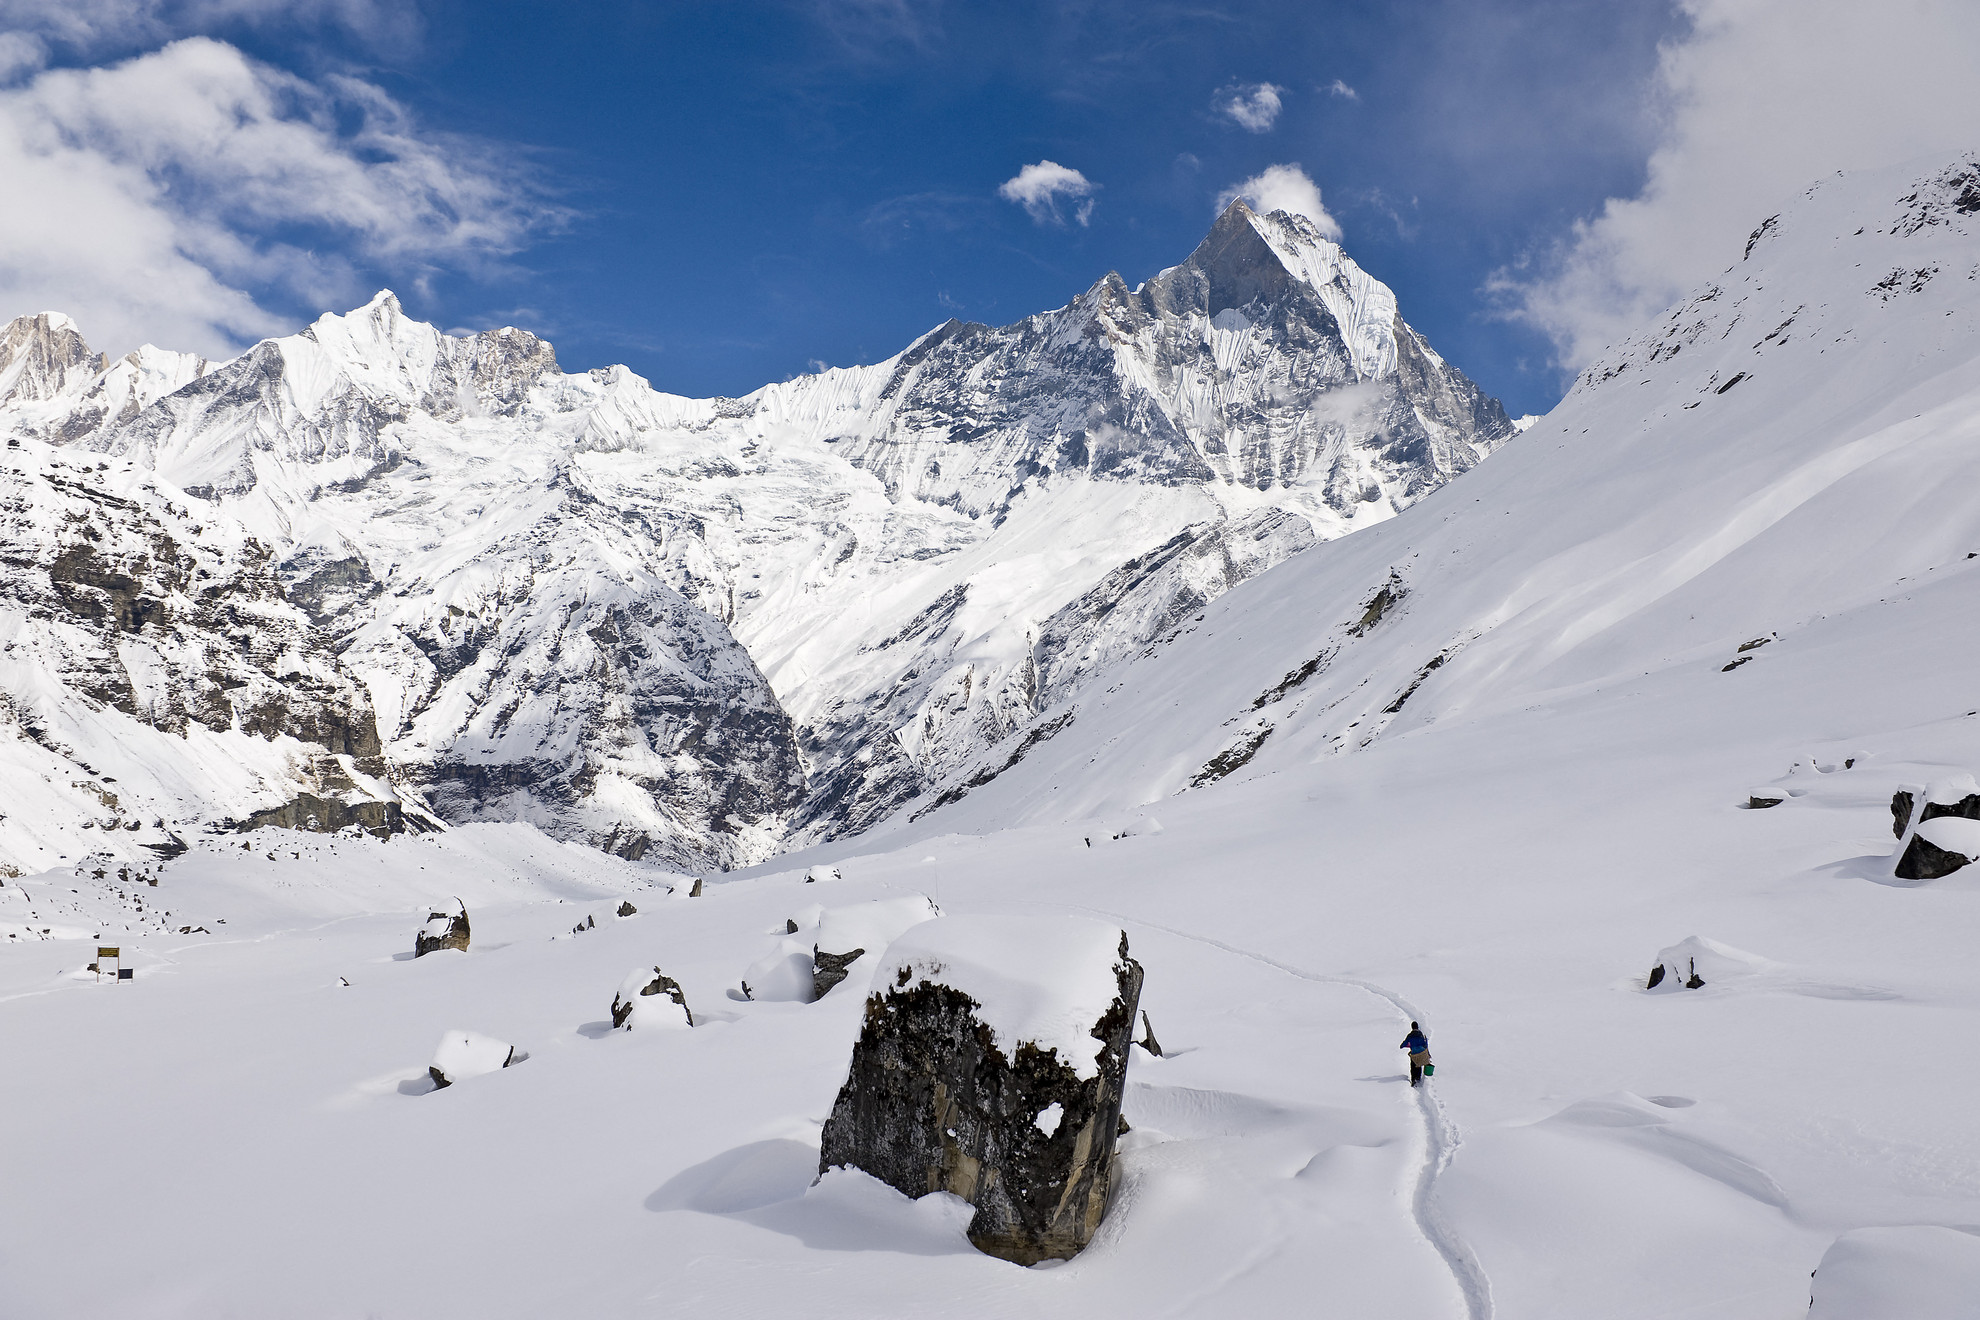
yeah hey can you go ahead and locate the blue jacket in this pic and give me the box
[1401,1031,1428,1054]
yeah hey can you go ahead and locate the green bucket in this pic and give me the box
[1423,1063,1435,1076]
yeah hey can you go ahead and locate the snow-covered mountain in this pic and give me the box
[865,154,1980,839]
[5,154,1980,1318]
[0,201,1511,874]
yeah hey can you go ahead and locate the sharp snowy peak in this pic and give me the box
[0,204,1510,872]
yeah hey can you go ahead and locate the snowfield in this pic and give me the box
[3,156,1980,1316]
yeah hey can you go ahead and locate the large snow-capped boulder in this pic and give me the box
[428,1029,516,1088]
[817,915,1143,1264]
[1808,1226,1980,1319]
[414,900,470,956]
[612,966,692,1029]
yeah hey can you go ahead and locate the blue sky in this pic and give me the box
[3,1,1977,418]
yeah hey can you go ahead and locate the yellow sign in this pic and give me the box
[97,946,120,958]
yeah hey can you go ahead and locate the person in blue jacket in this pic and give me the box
[1400,1022,1431,1087]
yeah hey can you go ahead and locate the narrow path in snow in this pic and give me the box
[1053,903,1495,1320]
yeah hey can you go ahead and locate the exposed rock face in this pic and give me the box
[612,966,692,1028]
[0,438,408,870]
[414,900,470,956]
[818,918,1142,1264]
[243,794,406,837]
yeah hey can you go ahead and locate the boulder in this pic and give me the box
[617,901,638,918]
[818,916,1143,1265]
[612,967,693,1029]
[414,899,469,956]
[1895,816,1980,880]
[1747,788,1786,809]
[1890,776,1980,879]
[428,1029,516,1088]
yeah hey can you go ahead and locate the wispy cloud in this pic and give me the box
[0,36,564,356]
[1323,78,1357,101]
[1216,163,1341,239]
[858,189,986,248]
[1214,80,1284,132]
[997,160,1097,226]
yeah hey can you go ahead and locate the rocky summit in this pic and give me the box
[0,201,1512,875]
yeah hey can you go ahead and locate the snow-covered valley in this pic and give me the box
[3,155,1980,1316]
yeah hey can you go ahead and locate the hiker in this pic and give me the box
[1400,1022,1431,1087]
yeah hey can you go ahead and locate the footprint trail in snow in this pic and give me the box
[1054,903,1495,1320]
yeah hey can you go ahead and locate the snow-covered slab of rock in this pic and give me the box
[818,915,1143,1264]
[612,967,692,1029]
[1808,1226,1980,1319]
[428,1029,515,1088]
[803,895,940,999]
[1644,935,1774,992]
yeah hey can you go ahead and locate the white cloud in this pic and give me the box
[1216,163,1342,240]
[997,160,1097,227]
[0,37,559,358]
[1324,78,1357,101]
[1500,0,1980,371]
[1215,81,1285,133]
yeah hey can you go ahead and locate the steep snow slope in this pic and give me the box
[0,202,1511,871]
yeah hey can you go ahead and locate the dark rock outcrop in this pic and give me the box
[414,900,470,956]
[812,947,867,1000]
[818,925,1143,1265]
[1895,829,1978,881]
[243,794,406,838]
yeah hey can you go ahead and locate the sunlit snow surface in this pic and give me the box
[3,159,1980,1316]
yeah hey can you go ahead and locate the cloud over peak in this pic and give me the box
[998,160,1097,226]
[1216,163,1341,240]
[1498,0,1980,373]
[1214,81,1285,133]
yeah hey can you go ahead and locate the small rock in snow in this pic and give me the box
[428,1029,516,1088]
[414,899,469,956]
[612,967,692,1029]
